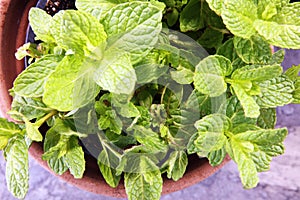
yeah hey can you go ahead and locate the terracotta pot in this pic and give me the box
[0,0,230,198]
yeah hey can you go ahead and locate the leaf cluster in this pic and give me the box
[1,0,300,199]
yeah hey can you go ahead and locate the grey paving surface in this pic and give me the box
[1,49,300,200]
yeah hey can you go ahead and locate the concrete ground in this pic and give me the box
[1,49,300,200]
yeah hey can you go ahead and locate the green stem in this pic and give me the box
[35,110,57,127]
[210,26,231,35]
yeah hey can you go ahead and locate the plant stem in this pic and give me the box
[35,110,57,127]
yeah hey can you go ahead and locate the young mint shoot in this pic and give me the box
[1,0,300,199]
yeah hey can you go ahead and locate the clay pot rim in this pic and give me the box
[0,0,230,198]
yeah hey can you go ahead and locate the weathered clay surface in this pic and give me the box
[0,49,300,199]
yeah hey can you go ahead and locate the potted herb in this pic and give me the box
[1,0,300,199]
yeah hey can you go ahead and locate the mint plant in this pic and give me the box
[1,0,300,199]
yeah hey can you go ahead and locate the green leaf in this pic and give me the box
[43,56,100,111]
[285,64,300,82]
[287,65,300,103]
[250,143,284,172]
[166,8,179,27]
[216,38,239,62]
[170,67,194,84]
[269,49,285,65]
[233,36,272,64]
[207,147,226,166]
[194,114,231,132]
[205,0,223,15]
[13,55,63,97]
[131,125,167,152]
[75,0,127,20]
[97,133,122,187]
[220,96,256,127]
[179,0,204,32]
[94,50,136,94]
[255,76,294,107]
[197,28,224,49]
[163,150,188,181]
[254,3,300,49]
[257,0,277,20]
[29,8,55,43]
[5,137,29,199]
[194,55,232,97]
[188,114,230,155]
[10,95,51,121]
[229,137,259,189]
[43,127,68,175]
[135,52,169,84]
[101,2,163,64]
[231,64,282,81]
[50,10,107,55]
[65,136,85,178]
[257,108,276,129]
[98,110,123,134]
[124,170,163,200]
[116,148,159,174]
[221,0,257,38]
[24,119,43,142]
[231,83,260,118]
[228,127,287,184]
[233,128,287,146]
[0,118,21,137]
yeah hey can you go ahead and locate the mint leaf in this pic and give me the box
[131,125,167,152]
[5,137,29,199]
[170,67,194,84]
[44,128,68,175]
[101,2,163,64]
[228,127,287,188]
[285,64,300,103]
[257,108,276,129]
[124,170,163,200]
[197,28,224,49]
[233,36,272,64]
[13,55,63,97]
[75,0,127,20]
[233,128,287,145]
[0,118,21,136]
[98,110,123,134]
[220,96,256,127]
[65,136,85,178]
[29,8,55,43]
[94,50,136,94]
[221,0,257,38]
[217,38,239,61]
[24,119,43,142]
[97,133,122,187]
[162,150,188,181]
[50,10,107,55]
[229,137,259,188]
[0,118,21,150]
[231,64,282,81]
[43,56,100,111]
[205,0,223,15]
[254,3,300,49]
[255,76,294,107]
[194,55,232,97]
[207,147,226,166]
[10,95,51,121]
[257,0,277,20]
[189,114,230,155]
[231,83,260,118]
[285,64,300,82]
[135,51,169,84]
[179,0,204,32]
